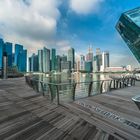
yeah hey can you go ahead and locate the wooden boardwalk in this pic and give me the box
[0,78,140,140]
[65,82,140,140]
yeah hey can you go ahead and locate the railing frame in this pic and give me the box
[25,76,137,105]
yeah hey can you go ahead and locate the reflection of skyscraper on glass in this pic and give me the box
[4,42,12,67]
[0,39,4,69]
[68,48,75,69]
[116,7,140,63]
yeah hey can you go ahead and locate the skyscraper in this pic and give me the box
[38,50,43,72]
[14,44,27,72]
[101,51,110,72]
[18,50,27,72]
[86,46,93,61]
[29,53,38,72]
[29,57,32,72]
[80,55,85,70]
[95,48,102,71]
[56,55,61,72]
[51,48,56,71]
[4,42,12,67]
[116,7,140,63]
[93,56,98,72]
[61,61,71,72]
[85,61,92,73]
[68,48,75,69]
[14,44,23,66]
[61,54,67,62]
[85,46,93,72]
[0,39,4,69]
[43,47,50,73]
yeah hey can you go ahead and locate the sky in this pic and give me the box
[0,0,140,67]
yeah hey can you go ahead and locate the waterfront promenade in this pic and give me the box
[0,78,140,140]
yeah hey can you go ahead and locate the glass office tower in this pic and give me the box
[116,7,140,63]
[29,54,38,72]
[14,44,27,72]
[43,47,50,73]
[14,44,23,66]
[0,39,4,69]
[4,42,12,67]
[18,50,27,72]
[68,48,75,69]
[51,48,56,71]
[38,50,43,72]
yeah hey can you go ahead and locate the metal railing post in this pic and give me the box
[48,84,53,101]
[55,85,60,105]
[133,78,136,86]
[113,80,116,89]
[109,80,112,91]
[100,81,104,93]
[40,82,45,96]
[122,78,125,88]
[116,80,119,89]
[88,82,93,97]
[72,83,77,101]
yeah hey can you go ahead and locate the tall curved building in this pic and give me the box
[116,7,140,63]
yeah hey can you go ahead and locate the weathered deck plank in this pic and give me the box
[0,77,139,140]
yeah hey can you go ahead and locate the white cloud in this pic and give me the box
[70,0,104,15]
[0,0,61,53]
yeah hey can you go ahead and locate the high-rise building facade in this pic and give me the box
[14,44,27,72]
[18,50,27,72]
[14,44,23,66]
[95,48,102,72]
[0,39,4,69]
[93,56,98,72]
[61,54,67,62]
[51,48,56,71]
[29,57,32,72]
[68,48,75,69]
[43,47,50,73]
[38,50,43,72]
[56,55,61,72]
[86,46,93,61]
[100,51,110,72]
[61,61,71,72]
[80,55,85,70]
[116,7,140,63]
[29,53,38,72]
[85,61,92,73]
[4,42,12,67]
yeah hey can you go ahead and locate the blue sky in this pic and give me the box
[57,0,140,67]
[0,0,140,67]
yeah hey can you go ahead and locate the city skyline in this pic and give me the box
[0,38,27,72]
[0,1,140,67]
[28,45,112,73]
